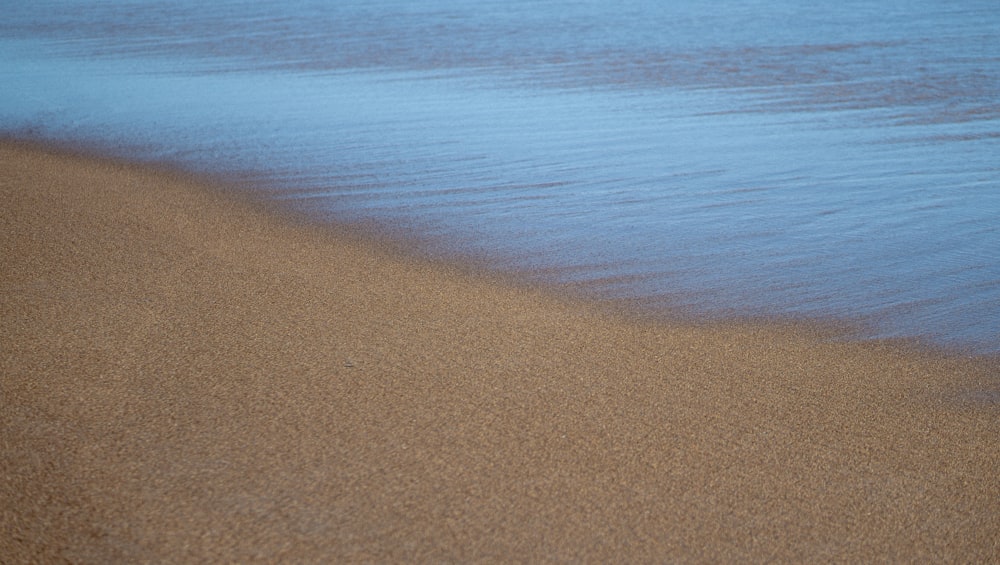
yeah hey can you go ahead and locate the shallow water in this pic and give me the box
[3,0,999,352]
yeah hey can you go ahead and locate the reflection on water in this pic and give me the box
[2,0,999,352]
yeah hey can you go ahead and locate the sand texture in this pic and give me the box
[1,141,998,562]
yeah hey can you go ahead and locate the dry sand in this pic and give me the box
[1,140,998,562]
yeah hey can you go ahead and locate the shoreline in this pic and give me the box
[2,140,998,561]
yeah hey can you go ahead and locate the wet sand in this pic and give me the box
[2,140,998,562]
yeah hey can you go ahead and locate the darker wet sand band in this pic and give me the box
[1,141,998,562]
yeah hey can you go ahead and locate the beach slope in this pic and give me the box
[1,141,997,562]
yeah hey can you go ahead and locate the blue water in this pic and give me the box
[3,0,999,352]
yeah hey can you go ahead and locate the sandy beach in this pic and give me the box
[1,140,997,562]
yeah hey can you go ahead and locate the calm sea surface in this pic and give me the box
[3,0,999,352]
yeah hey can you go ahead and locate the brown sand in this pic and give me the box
[1,140,998,563]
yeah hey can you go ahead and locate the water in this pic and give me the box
[3,0,999,353]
